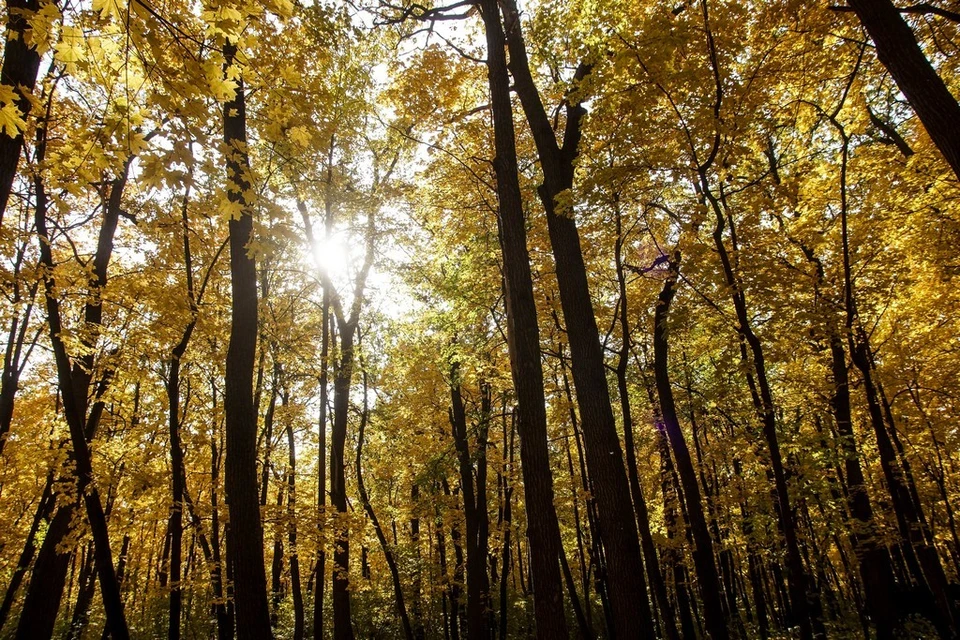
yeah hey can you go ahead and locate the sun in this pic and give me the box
[308,232,351,284]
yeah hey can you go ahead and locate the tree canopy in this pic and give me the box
[0,0,958,638]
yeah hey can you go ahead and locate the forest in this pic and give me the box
[0,0,959,638]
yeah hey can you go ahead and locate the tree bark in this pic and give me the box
[221,40,273,640]
[448,370,492,640]
[477,2,569,637]
[845,0,960,179]
[0,0,42,223]
[18,100,132,639]
[653,255,729,640]
[498,5,651,634]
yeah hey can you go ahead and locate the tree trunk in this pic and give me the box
[221,40,273,640]
[499,3,651,634]
[845,0,960,179]
[356,370,414,639]
[284,390,305,640]
[331,327,355,640]
[476,2,569,637]
[19,105,131,639]
[0,0,41,223]
[611,205,677,640]
[449,370,492,640]
[653,254,729,640]
[702,175,814,639]
[829,337,898,639]
[0,467,53,631]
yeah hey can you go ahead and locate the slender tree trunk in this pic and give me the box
[653,254,729,640]
[356,370,414,640]
[221,40,273,640]
[67,545,97,640]
[167,355,186,640]
[315,302,330,640]
[270,485,285,628]
[19,97,131,639]
[702,172,814,639]
[611,202,667,639]
[331,328,356,640]
[210,423,233,640]
[828,335,898,639]
[659,427,697,640]
[498,411,515,640]
[0,278,38,458]
[449,370,492,640]
[477,2,568,637]
[312,135,334,640]
[0,467,53,631]
[284,393,305,640]
[410,481,425,640]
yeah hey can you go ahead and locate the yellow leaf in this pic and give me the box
[205,61,238,102]
[92,0,124,21]
[53,25,85,70]
[0,85,25,138]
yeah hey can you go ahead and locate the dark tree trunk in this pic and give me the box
[498,412,515,640]
[312,135,335,640]
[0,275,37,458]
[611,202,669,639]
[829,335,898,639]
[498,3,650,634]
[449,371,492,640]
[19,101,132,639]
[476,1,568,638]
[270,485,285,628]
[167,352,186,640]
[67,545,97,640]
[284,392,305,640]
[356,370,414,639]
[410,482,425,640]
[845,0,960,179]
[659,428,697,640]
[221,40,273,640]
[558,352,615,636]
[315,298,330,640]
[331,328,356,640]
[15,488,75,638]
[0,0,41,223]
[210,422,234,640]
[653,255,729,640]
[702,175,814,639]
[0,468,54,631]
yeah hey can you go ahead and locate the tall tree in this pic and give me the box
[497,3,652,634]
[221,39,274,640]
[653,253,729,640]
[477,0,569,635]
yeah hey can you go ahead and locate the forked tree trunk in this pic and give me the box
[498,3,651,634]
[18,91,132,638]
[476,1,568,636]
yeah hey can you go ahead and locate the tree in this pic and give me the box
[221,35,274,640]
